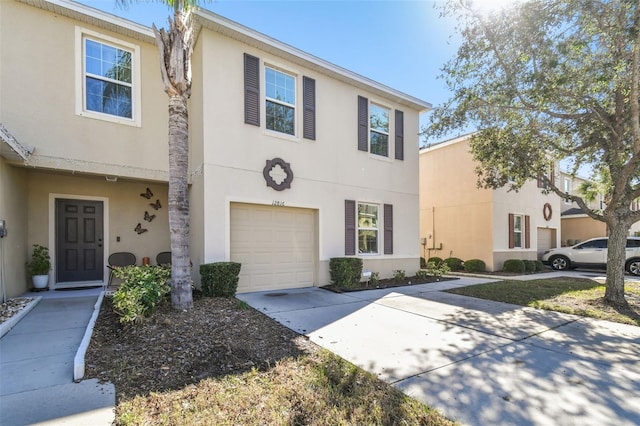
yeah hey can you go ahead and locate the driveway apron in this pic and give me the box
[238,278,640,426]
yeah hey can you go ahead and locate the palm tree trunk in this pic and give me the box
[168,93,192,310]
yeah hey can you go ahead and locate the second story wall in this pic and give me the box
[1,0,170,180]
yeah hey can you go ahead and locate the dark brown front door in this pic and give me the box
[56,199,104,283]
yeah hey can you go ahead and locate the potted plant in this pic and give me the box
[26,244,51,289]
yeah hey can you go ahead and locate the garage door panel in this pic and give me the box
[231,203,316,293]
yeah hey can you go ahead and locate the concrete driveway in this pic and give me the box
[238,276,640,426]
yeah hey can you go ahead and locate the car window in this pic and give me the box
[576,239,608,249]
[627,239,640,248]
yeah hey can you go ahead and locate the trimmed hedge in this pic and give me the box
[444,257,464,271]
[503,259,525,274]
[464,259,486,273]
[524,260,537,274]
[427,256,443,266]
[200,262,241,297]
[329,257,363,288]
[535,260,544,272]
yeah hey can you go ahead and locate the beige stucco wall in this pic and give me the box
[0,158,29,298]
[195,29,422,283]
[25,170,170,287]
[420,136,562,271]
[419,138,494,268]
[561,216,607,245]
[0,0,169,181]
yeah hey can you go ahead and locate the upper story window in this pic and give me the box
[265,67,296,135]
[358,202,379,254]
[76,28,141,126]
[369,104,390,157]
[564,178,571,203]
[357,96,404,160]
[244,54,316,140]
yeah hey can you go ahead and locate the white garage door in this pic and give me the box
[537,227,557,258]
[231,203,316,293]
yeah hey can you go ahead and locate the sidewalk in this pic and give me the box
[0,288,115,426]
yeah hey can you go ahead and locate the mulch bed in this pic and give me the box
[322,275,457,293]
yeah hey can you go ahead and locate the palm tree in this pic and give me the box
[118,0,197,310]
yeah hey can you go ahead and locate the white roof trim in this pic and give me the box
[420,132,478,154]
[0,123,33,161]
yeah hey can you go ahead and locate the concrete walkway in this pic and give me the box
[0,288,115,426]
[238,275,640,426]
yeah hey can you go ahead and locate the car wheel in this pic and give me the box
[626,259,640,276]
[550,255,570,271]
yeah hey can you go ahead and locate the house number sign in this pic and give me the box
[263,158,294,191]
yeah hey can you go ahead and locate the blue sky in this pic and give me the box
[78,0,463,144]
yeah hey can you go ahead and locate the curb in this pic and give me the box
[73,291,105,381]
[0,296,42,338]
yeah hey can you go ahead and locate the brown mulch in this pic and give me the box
[85,294,318,402]
[322,275,456,293]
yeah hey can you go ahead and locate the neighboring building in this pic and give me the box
[418,134,561,271]
[559,171,640,245]
[0,0,430,298]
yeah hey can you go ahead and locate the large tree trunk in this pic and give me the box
[168,94,192,310]
[604,217,631,306]
[153,10,194,311]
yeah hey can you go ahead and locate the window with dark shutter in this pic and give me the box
[303,76,316,140]
[525,215,531,249]
[244,53,260,126]
[345,200,356,255]
[384,204,393,254]
[508,213,515,249]
[395,110,404,160]
[357,96,368,151]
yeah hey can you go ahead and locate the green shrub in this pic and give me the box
[503,259,525,274]
[415,269,429,280]
[426,261,450,278]
[427,256,443,266]
[444,257,464,271]
[393,269,406,282]
[524,260,537,274]
[420,257,427,268]
[464,259,486,273]
[112,266,171,324]
[200,262,242,297]
[535,260,545,272]
[370,271,380,285]
[329,257,363,288]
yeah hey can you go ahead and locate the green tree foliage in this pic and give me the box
[426,0,640,305]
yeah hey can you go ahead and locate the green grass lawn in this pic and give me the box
[447,277,640,326]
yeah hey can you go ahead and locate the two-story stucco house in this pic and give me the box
[0,0,430,298]
[419,134,561,271]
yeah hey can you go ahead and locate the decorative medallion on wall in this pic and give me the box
[543,203,553,221]
[263,158,294,191]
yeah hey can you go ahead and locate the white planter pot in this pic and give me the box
[32,275,49,289]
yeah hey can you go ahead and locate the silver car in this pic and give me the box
[541,237,640,275]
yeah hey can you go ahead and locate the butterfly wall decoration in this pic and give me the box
[140,187,153,199]
[144,211,156,222]
[149,199,161,210]
[134,223,148,234]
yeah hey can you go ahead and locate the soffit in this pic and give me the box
[0,123,33,162]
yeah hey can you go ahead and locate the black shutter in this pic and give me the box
[303,76,316,140]
[508,213,515,249]
[395,110,404,160]
[345,200,356,255]
[525,215,531,249]
[244,53,260,126]
[384,204,393,254]
[358,96,368,152]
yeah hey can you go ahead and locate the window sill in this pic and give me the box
[368,153,393,163]
[263,129,299,143]
[77,110,141,127]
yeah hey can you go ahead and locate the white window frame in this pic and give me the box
[357,202,380,255]
[75,27,141,127]
[369,103,390,158]
[564,178,571,204]
[513,214,524,249]
[264,64,297,138]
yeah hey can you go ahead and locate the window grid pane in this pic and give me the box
[369,104,389,157]
[84,38,133,119]
[358,203,379,254]
[265,67,296,135]
[513,215,523,248]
